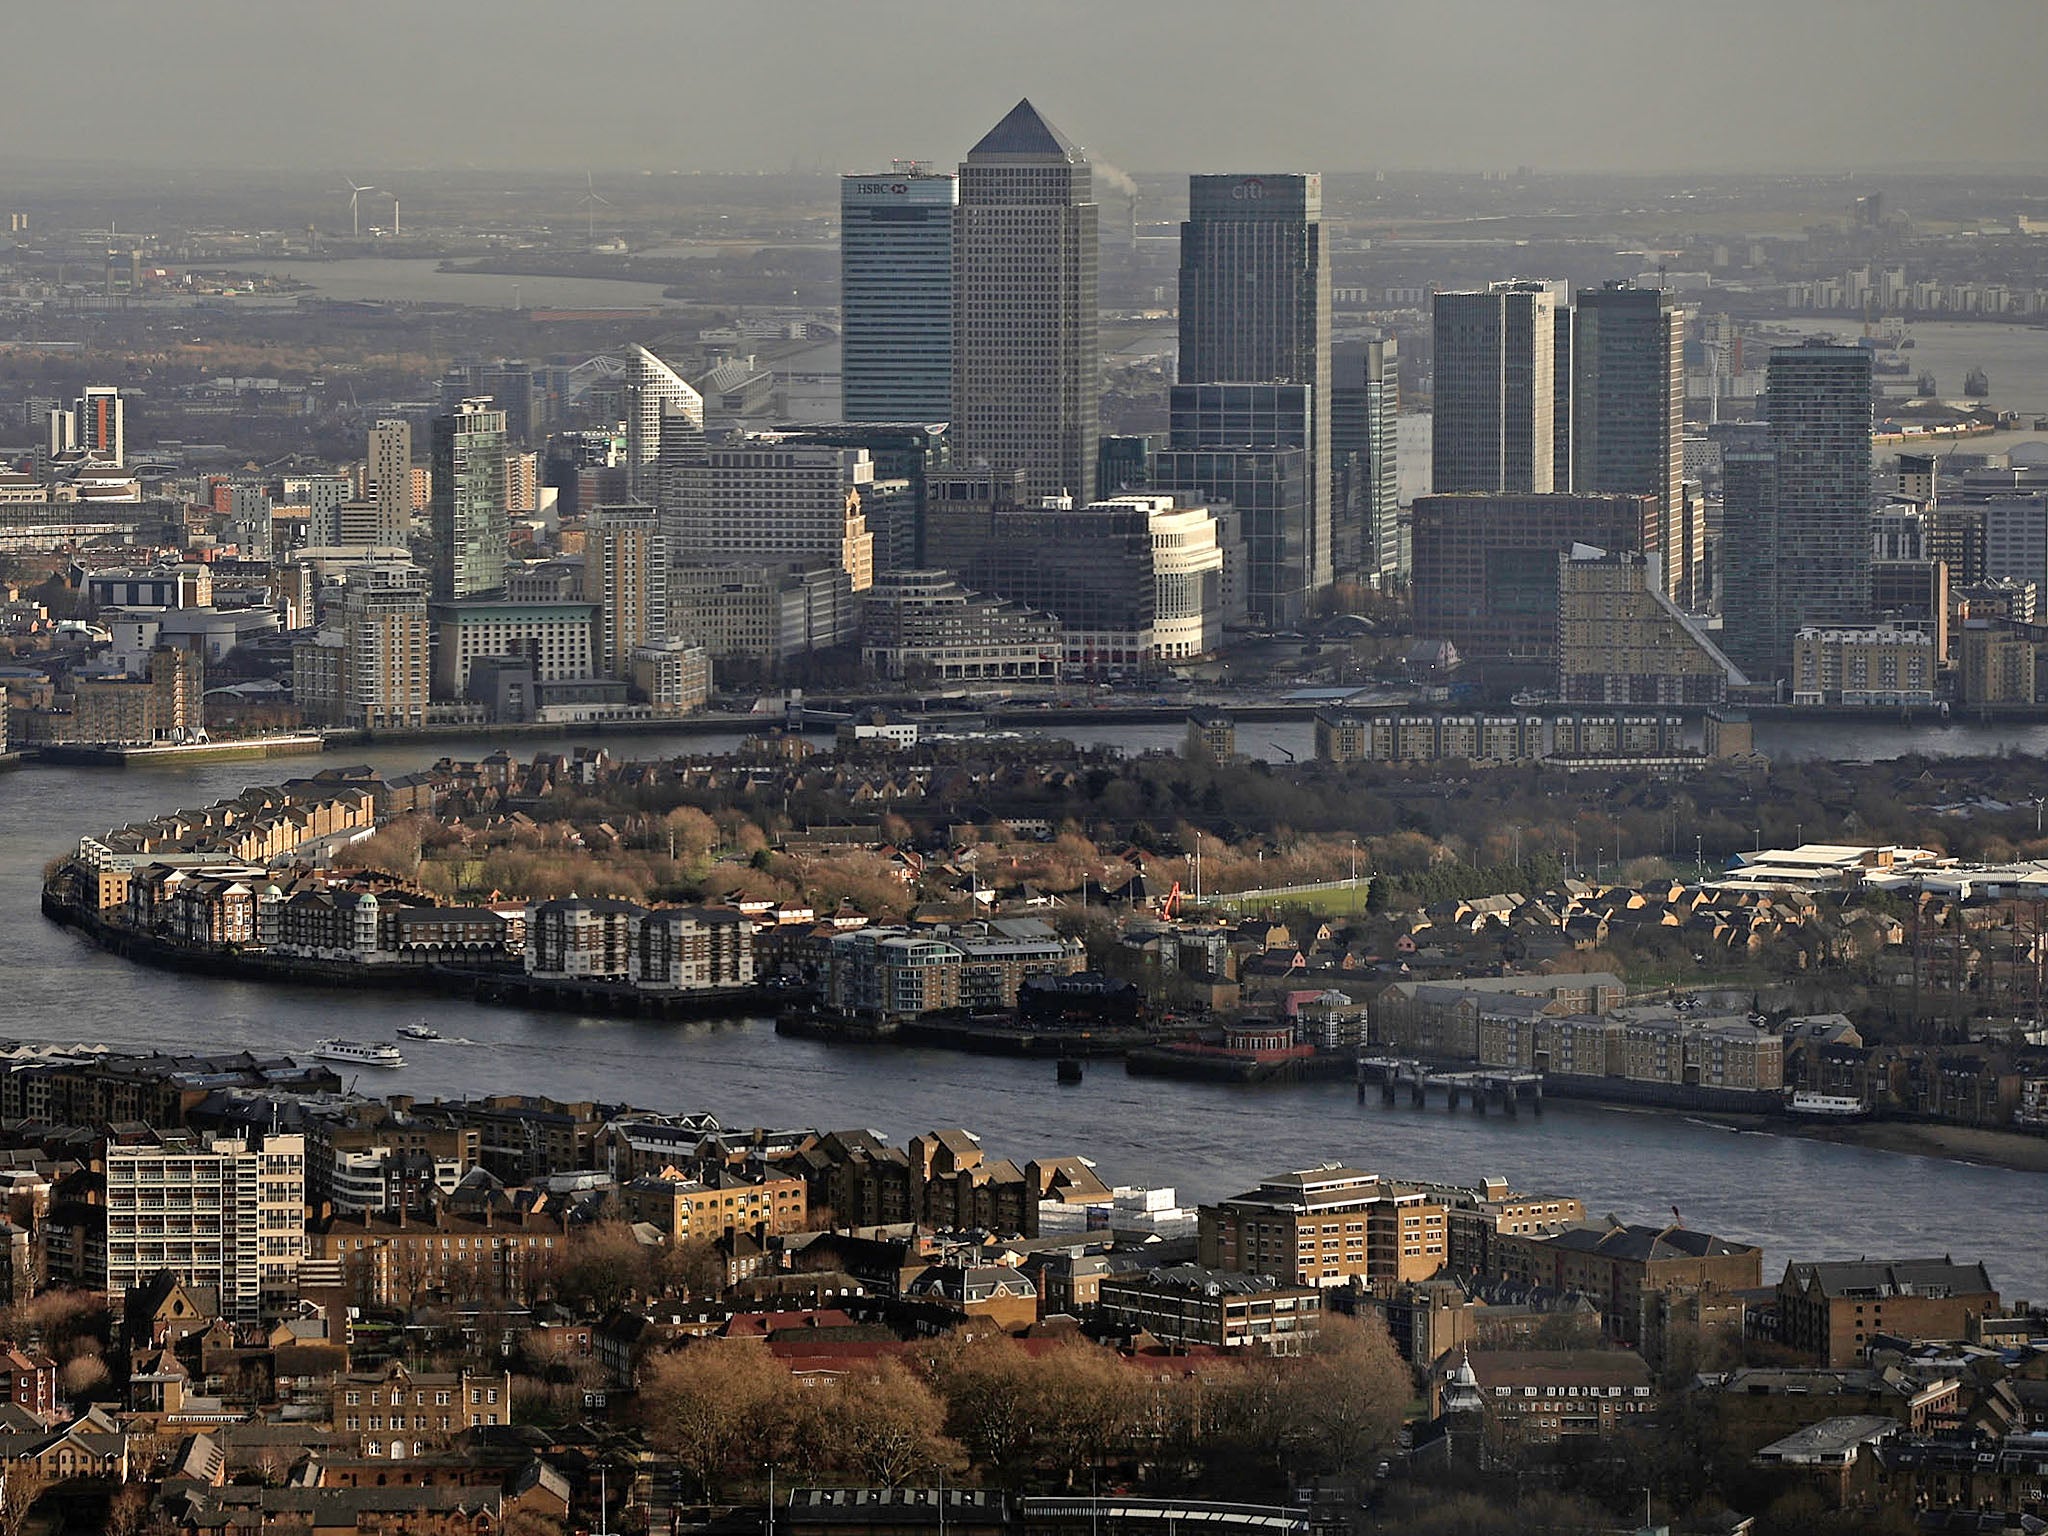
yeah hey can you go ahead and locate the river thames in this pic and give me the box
[3,727,2042,1299]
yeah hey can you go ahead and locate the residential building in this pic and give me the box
[661,438,874,592]
[1179,173,1331,603]
[859,570,1064,683]
[1096,1265,1323,1353]
[428,599,598,699]
[952,99,1099,505]
[333,564,430,730]
[1573,283,1690,601]
[1557,545,1745,703]
[1958,620,2037,703]
[328,1361,512,1458]
[526,896,640,979]
[1198,1165,1448,1288]
[1777,1259,2001,1366]
[631,905,755,990]
[842,166,957,422]
[629,638,712,715]
[46,385,124,466]
[1790,626,1935,705]
[1432,281,1564,495]
[1333,336,1400,582]
[1411,492,1655,661]
[587,502,667,678]
[1491,1222,1763,1349]
[620,1167,806,1240]
[101,1132,306,1321]
[1186,711,1236,762]
[826,921,1083,1018]
[428,399,509,600]
[366,420,413,546]
[1430,1348,1657,1442]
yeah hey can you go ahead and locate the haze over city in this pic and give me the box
[4,0,2048,175]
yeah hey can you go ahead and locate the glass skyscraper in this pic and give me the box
[429,398,509,600]
[841,166,956,423]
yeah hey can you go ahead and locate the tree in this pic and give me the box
[1025,1341,1143,1489]
[0,1467,45,1536]
[543,1221,652,1315]
[640,1340,794,1501]
[829,1358,957,1488]
[922,1333,1037,1487]
[1283,1314,1413,1476]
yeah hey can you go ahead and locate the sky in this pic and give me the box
[8,0,2047,177]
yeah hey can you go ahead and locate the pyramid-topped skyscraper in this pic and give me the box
[950,99,1098,506]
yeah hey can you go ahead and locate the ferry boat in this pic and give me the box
[315,1039,407,1069]
[1786,1091,1868,1120]
[398,1024,441,1041]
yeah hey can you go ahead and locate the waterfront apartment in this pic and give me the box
[824,920,1085,1018]
[1777,1258,2002,1367]
[1096,1265,1323,1353]
[1198,1165,1447,1288]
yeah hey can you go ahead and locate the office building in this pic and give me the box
[1179,173,1331,597]
[587,501,667,678]
[668,561,858,665]
[970,494,1225,674]
[1722,345,1874,681]
[1432,282,1563,495]
[1156,382,1316,626]
[1411,492,1654,661]
[1573,283,1689,601]
[953,99,1099,504]
[860,570,1065,682]
[366,420,413,547]
[625,344,704,498]
[1333,337,1401,583]
[429,599,598,698]
[428,399,509,600]
[842,166,957,421]
[768,422,949,573]
[661,438,874,591]
[341,564,429,731]
[1557,545,1745,704]
[101,1133,306,1321]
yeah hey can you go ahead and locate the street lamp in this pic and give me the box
[1350,838,1358,888]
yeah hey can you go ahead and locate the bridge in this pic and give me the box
[1357,1056,1544,1114]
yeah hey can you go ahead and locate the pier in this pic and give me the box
[1357,1056,1544,1115]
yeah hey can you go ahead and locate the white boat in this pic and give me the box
[315,1038,407,1069]
[398,1024,441,1041]
[1787,1091,1868,1119]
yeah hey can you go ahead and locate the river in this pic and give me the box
[2,728,2041,1300]
[272,257,684,310]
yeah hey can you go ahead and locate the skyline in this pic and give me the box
[2,0,2045,178]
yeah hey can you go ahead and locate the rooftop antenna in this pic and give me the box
[579,172,613,242]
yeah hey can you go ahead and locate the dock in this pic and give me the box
[1357,1056,1544,1114]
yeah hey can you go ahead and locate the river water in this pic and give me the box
[2,728,2041,1299]
[272,257,684,310]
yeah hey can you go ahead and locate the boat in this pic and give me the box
[1786,1091,1868,1120]
[314,1038,407,1069]
[398,1023,441,1041]
[1057,1057,1084,1085]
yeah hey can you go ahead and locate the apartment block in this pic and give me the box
[1198,1165,1447,1288]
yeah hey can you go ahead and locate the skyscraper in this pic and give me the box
[1431,282,1562,495]
[366,419,413,547]
[1179,172,1332,601]
[841,165,957,422]
[428,399,509,600]
[953,99,1099,504]
[588,501,668,678]
[1333,338,1400,584]
[1765,343,1875,668]
[1573,282,1687,599]
[662,438,875,592]
[625,345,704,498]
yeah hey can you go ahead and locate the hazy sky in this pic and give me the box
[10,0,2047,176]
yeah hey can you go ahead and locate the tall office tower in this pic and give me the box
[367,419,413,546]
[841,165,957,421]
[1573,282,1688,600]
[1431,281,1561,494]
[661,438,875,591]
[953,98,1099,505]
[1179,172,1332,599]
[429,399,509,600]
[625,345,704,498]
[342,564,430,730]
[1552,305,1575,492]
[1332,338,1400,583]
[101,1133,305,1321]
[1763,343,1874,669]
[1154,383,1314,626]
[1717,444,1780,682]
[588,501,667,678]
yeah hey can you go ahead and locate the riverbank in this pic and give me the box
[1785,1117,2048,1173]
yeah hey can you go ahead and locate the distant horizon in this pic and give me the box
[3,0,2044,180]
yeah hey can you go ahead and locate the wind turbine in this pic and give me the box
[335,178,374,238]
[578,171,612,242]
